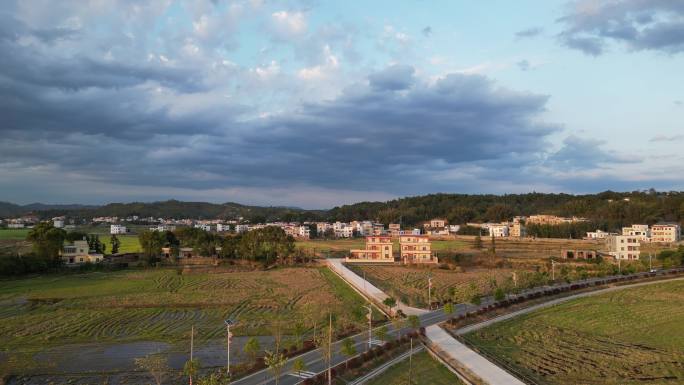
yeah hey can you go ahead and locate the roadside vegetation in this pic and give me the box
[365,350,463,385]
[462,279,684,384]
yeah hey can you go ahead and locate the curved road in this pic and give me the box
[232,267,684,385]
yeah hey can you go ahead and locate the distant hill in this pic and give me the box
[327,191,684,230]
[3,200,325,223]
[2,190,683,231]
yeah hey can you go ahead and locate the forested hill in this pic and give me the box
[327,191,684,229]
[15,200,324,223]
[3,191,684,229]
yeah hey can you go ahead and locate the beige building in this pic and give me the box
[424,218,446,229]
[605,235,640,260]
[61,240,104,265]
[650,223,681,243]
[510,222,526,238]
[388,223,401,237]
[622,224,650,240]
[399,235,436,264]
[527,215,586,225]
[488,224,509,237]
[347,236,394,263]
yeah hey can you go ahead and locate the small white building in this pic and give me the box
[8,223,25,229]
[235,224,250,234]
[216,224,231,232]
[488,224,510,238]
[150,224,176,232]
[586,229,615,239]
[298,225,311,239]
[61,240,104,265]
[52,218,65,228]
[194,223,212,232]
[110,224,128,234]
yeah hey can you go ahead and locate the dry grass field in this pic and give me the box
[0,267,374,374]
[348,264,536,308]
[463,279,684,385]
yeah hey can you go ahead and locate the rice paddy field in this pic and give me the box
[365,350,463,385]
[0,266,374,375]
[348,264,535,308]
[463,279,684,385]
[296,239,470,255]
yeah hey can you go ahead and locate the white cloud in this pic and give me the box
[270,11,307,39]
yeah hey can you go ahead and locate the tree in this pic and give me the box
[474,233,483,250]
[447,286,456,301]
[443,302,454,315]
[408,315,420,331]
[86,234,106,254]
[293,321,306,350]
[494,288,505,301]
[244,337,261,363]
[383,297,397,314]
[340,337,357,368]
[376,325,388,342]
[134,354,169,385]
[110,234,120,254]
[27,222,66,261]
[183,358,201,385]
[264,350,286,385]
[292,357,307,376]
[195,373,227,385]
[237,226,295,265]
[139,230,165,264]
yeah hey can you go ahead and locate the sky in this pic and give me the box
[1,0,683,209]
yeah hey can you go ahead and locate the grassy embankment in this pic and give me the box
[365,350,463,385]
[463,279,684,384]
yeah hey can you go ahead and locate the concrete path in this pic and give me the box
[426,325,525,385]
[327,258,428,316]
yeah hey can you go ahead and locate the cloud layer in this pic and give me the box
[558,0,684,55]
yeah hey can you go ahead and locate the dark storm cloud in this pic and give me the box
[558,0,684,55]
[367,64,415,91]
[546,136,640,168]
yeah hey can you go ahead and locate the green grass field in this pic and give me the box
[463,279,684,384]
[365,350,463,385]
[0,266,374,374]
[101,234,141,253]
[0,229,30,240]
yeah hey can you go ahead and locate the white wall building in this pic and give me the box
[606,235,641,260]
[586,229,615,239]
[622,224,650,240]
[235,224,250,233]
[52,218,65,228]
[110,224,127,234]
[216,224,231,232]
[488,224,510,237]
[298,226,311,239]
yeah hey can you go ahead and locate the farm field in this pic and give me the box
[365,350,463,385]
[296,238,469,256]
[0,266,376,375]
[0,229,30,240]
[463,279,684,385]
[102,234,141,253]
[348,264,535,308]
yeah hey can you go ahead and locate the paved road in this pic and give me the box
[232,267,684,385]
[327,258,428,316]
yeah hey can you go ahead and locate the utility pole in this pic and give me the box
[224,319,235,377]
[408,337,413,385]
[363,304,372,350]
[513,272,517,288]
[551,260,556,281]
[618,258,621,274]
[428,276,433,310]
[190,325,194,385]
[328,313,332,385]
[649,253,652,271]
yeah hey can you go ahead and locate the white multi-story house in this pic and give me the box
[235,224,250,234]
[336,226,354,238]
[216,224,231,232]
[194,223,212,232]
[52,217,65,228]
[650,223,681,243]
[622,224,650,240]
[488,224,509,237]
[316,222,333,235]
[606,235,640,260]
[110,224,127,234]
[61,240,104,265]
[298,226,311,239]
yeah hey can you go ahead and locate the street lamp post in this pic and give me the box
[363,304,372,350]
[224,319,235,377]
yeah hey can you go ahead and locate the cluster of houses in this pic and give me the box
[346,234,437,265]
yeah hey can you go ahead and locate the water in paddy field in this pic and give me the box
[7,336,279,385]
